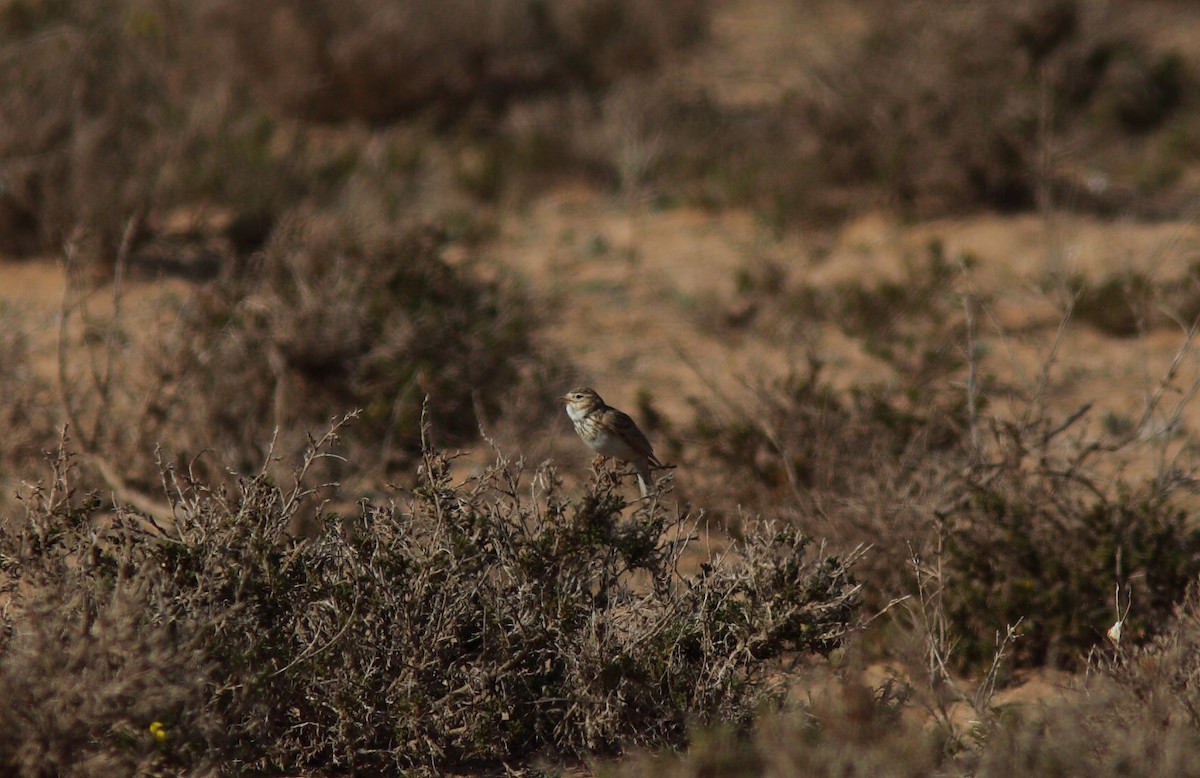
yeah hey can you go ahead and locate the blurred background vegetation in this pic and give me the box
[4,0,1200,774]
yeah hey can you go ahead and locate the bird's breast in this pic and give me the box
[577,422,639,460]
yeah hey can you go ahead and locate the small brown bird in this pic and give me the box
[562,387,663,497]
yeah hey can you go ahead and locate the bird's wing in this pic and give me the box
[610,409,658,461]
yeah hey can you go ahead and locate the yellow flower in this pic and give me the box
[149,721,167,743]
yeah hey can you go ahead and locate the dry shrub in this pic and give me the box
[598,84,834,229]
[0,0,184,257]
[0,586,216,777]
[0,422,861,774]
[2,0,1193,256]
[0,578,222,777]
[643,0,1193,226]
[202,0,708,123]
[685,359,969,615]
[605,617,1200,778]
[970,591,1200,777]
[0,442,220,777]
[684,247,975,594]
[689,362,963,511]
[604,672,950,773]
[0,0,709,258]
[692,358,1200,670]
[167,216,544,476]
[972,683,1200,778]
[0,0,310,260]
[772,241,971,377]
[0,303,52,478]
[799,0,1189,216]
[606,589,1200,777]
[606,682,940,778]
[1101,586,1200,737]
[45,215,552,499]
[687,255,1200,671]
[944,420,1200,669]
[1065,263,1200,338]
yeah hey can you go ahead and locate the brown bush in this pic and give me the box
[165,215,547,477]
[0,303,53,479]
[0,0,711,258]
[943,419,1200,670]
[606,633,1200,778]
[640,0,1194,226]
[971,590,1200,777]
[0,423,862,774]
[203,0,708,124]
[685,251,1200,672]
[0,585,218,777]
[797,0,1189,216]
[34,213,556,506]
[0,0,182,257]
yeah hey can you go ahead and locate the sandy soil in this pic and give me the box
[492,188,1200,452]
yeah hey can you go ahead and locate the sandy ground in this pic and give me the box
[493,189,1200,450]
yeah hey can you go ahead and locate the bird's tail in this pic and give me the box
[636,462,652,498]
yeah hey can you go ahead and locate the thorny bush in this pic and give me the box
[608,590,1200,778]
[687,311,1200,672]
[0,418,861,775]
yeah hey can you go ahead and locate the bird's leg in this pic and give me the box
[589,456,623,490]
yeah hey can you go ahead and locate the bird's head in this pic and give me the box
[561,387,603,419]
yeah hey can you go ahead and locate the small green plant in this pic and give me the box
[1050,265,1200,337]
[945,478,1200,670]
[1066,271,1153,337]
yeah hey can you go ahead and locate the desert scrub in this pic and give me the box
[41,213,562,511]
[0,0,181,256]
[0,303,53,479]
[684,319,1200,671]
[942,409,1200,670]
[605,632,1200,778]
[0,418,861,774]
[787,241,974,380]
[684,356,970,577]
[798,0,1189,216]
[203,0,709,123]
[0,439,220,776]
[0,0,711,257]
[1060,264,1200,338]
[158,215,548,479]
[969,590,1200,777]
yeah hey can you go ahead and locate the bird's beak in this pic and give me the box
[560,394,571,404]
